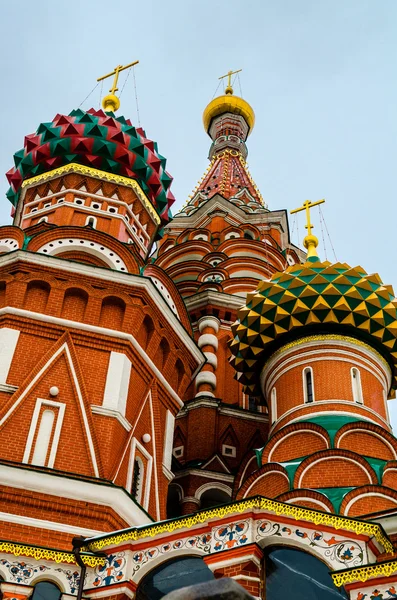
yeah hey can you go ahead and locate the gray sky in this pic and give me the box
[1,0,397,427]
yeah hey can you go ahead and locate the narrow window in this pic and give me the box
[303,367,314,403]
[351,367,363,404]
[85,216,96,228]
[131,457,144,503]
[271,387,277,424]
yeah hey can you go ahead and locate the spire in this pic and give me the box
[290,199,325,261]
[178,74,266,216]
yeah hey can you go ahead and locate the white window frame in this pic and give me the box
[127,438,152,510]
[351,367,364,404]
[85,215,97,228]
[303,366,315,403]
[23,398,66,468]
[173,445,184,458]
[222,444,236,458]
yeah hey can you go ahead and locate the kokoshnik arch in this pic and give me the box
[0,62,396,599]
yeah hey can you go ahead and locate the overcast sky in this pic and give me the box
[1,0,397,426]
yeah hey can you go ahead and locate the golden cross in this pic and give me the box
[290,199,325,236]
[219,69,242,94]
[97,60,139,95]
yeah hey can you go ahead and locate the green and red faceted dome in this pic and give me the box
[6,108,175,228]
[229,259,397,396]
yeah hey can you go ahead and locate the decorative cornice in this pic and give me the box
[20,163,160,225]
[331,559,397,587]
[86,496,393,553]
[0,540,105,567]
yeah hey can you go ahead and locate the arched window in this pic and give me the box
[131,456,144,504]
[271,387,277,424]
[199,487,231,509]
[244,230,254,240]
[303,367,314,403]
[31,581,62,600]
[38,217,48,223]
[351,367,363,404]
[85,215,97,228]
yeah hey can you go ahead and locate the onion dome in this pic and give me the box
[203,94,255,135]
[6,108,175,229]
[229,259,397,396]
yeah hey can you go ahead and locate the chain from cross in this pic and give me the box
[97,61,139,95]
[290,199,325,237]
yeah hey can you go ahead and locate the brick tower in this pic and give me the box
[1,73,397,600]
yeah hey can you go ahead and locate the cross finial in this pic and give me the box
[97,60,139,113]
[290,199,325,260]
[219,69,242,95]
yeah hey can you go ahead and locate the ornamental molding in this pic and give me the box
[86,496,392,553]
[331,559,397,587]
[20,163,160,225]
[0,251,205,369]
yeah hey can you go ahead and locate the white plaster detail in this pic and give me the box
[0,327,20,385]
[0,238,19,253]
[49,386,59,397]
[0,463,150,525]
[2,342,99,477]
[91,405,132,431]
[198,334,218,350]
[149,276,178,316]
[23,398,66,468]
[204,352,218,369]
[222,444,236,458]
[0,510,103,536]
[163,410,175,471]
[103,351,132,417]
[128,437,153,512]
[142,433,151,444]
[198,316,221,334]
[195,371,217,389]
[37,238,128,272]
[195,482,232,500]
[194,390,215,398]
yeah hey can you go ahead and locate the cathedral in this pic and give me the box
[1,65,397,599]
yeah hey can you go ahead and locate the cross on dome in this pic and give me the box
[97,60,139,113]
[290,198,325,261]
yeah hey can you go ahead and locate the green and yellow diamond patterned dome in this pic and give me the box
[229,259,397,396]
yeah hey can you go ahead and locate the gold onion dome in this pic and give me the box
[203,93,255,135]
[229,259,397,396]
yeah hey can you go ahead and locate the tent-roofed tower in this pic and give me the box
[156,74,302,516]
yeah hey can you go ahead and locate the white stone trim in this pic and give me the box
[195,482,232,500]
[268,403,391,437]
[37,238,128,272]
[0,307,188,408]
[243,470,289,498]
[238,455,257,488]
[268,429,329,462]
[3,342,99,475]
[198,334,218,351]
[195,371,216,389]
[344,492,397,515]
[0,252,205,370]
[194,390,215,398]
[203,351,218,369]
[91,405,132,431]
[128,438,152,510]
[102,351,132,417]
[163,410,175,471]
[337,428,397,458]
[297,456,373,488]
[198,316,220,333]
[0,510,103,536]
[262,341,391,395]
[0,463,150,525]
[85,584,135,599]
[23,398,66,468]
[0,383,17,393]
[0,327,20,385]
[173,468,234,483]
